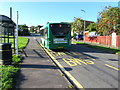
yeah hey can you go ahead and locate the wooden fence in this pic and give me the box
[84,36,120,47]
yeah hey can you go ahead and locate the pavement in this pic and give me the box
[15,36,71,89]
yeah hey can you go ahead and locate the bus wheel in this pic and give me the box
[44,42,45,46]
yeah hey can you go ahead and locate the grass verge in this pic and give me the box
[72,41,120,55]
[0,55,22,90]
[18,37,29,49]
[0,37,29,90]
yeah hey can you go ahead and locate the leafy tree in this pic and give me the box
[36,25,43,33]
[18,24,30,36]
[86,23,97,32]
[30,25,43,33]
[30,26,35,33]
[72,17,83,34]
[97,6,120,35]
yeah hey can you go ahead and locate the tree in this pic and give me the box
[30,26,35,33]
[97,6,120,35]
[86,23,97,32]
[29,25,43,33]
[36,25,43,33]
[18,24,30,36]
[71,17,84,35]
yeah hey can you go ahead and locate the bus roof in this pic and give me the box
[44,22,71,29]
[47,22,70,25]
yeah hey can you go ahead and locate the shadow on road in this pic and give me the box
[20,64,58,69]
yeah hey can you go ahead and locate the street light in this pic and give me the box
[81,9,86,41]
[81,9,86,32]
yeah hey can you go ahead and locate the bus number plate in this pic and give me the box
[54,38,67,44]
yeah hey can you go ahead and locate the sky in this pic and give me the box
[0,1,119,27]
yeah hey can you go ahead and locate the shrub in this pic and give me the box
[12,55,22,66]
[1,55,22,89]
[1,65,19,90]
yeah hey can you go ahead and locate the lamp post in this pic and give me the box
[81,9,86,32]
[81,10,86,41]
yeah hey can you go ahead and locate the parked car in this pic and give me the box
[74,34,84,40]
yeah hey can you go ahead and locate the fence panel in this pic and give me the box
[84,36,119,47]
[116,36,120,47]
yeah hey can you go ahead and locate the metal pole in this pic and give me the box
[84,20,86,32]
[15,11,18,55]
[10,7,12,19]
[81,10,86,32]
[81,9,86,40]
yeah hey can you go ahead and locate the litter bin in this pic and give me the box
[0,43,12,65]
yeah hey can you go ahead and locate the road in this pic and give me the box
[35,34,119,89]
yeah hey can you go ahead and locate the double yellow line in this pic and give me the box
[40,44,84,89]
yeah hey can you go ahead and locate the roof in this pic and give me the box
[0,15,16,25]
[0,15,16,27]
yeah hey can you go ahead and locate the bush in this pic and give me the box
[12,55,22,66]
[73,33,77,37]
[1,65,19,90]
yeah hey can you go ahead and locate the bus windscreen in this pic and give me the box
[50,24,70,36]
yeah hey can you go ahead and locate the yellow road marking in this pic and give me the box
[71,52,79,55]
[58,52,67,56]
[84,60,94,64]
[62,58,95,66]
[40,44,84,89]
[62,58,80,66]
[87,56,96,60]
[104,64,119,71]
[64,71,85,89]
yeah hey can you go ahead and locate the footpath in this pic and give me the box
[15,36,70,88]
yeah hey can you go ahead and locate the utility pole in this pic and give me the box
[10,7,12,19]
[15,11,18,55]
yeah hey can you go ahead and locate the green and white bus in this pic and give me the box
[40,22,71,49]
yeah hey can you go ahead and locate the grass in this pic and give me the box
[1,36,29,50]
[18,37,29,49]
[0,55,22,90]
[0,65,19,90]
[0,37,29,90]
[72,41,120,54]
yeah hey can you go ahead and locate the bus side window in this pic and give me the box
[40,29,44,36]
[44,28,48,39]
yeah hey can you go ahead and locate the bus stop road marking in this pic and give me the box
[104,64,119,71]
[48,51,96,62]
[40,44,84,89]
[62,58,94,66]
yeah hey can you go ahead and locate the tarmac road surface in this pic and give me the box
[36,34,119,89]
